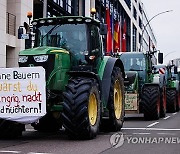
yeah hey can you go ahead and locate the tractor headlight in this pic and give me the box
[18,56,28,63]
[34,55,48,62]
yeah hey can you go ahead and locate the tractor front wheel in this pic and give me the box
[166,89,177,113]
[0,119,25,138]
[62,77,100,139]
[160,87,166,118]
[142,85,160,120]
[100,67,124,132]
[31,113,62,132]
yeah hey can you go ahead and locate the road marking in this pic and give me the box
[26,128,35,132]
[163,116,171,120]
[147,122,159,128]
[157,133,176,135]
[27,152,52,154]
[133,133,151,135]
[0,151,21,153]
[172,112,177,115]
[122,128,180,131]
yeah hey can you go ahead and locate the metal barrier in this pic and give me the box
[6,12,16,36]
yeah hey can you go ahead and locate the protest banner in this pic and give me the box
[0,67,46,123]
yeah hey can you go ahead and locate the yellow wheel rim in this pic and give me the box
[88,93,98,126]
[114,79,122,119]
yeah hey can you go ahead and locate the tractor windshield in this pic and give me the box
[34,24,87,55]
[120,53,146,71]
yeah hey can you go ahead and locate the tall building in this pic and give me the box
[0,0,33,68]
[0,0,156,68]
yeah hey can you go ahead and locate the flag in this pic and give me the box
[106,8,112,55]
[122,19,127,52]
[114,21,120,52]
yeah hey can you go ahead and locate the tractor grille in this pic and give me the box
[19,54,55,80]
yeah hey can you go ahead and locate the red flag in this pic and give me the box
[114,21,120,52]
[122,19,127,52]
[106,8,112,55]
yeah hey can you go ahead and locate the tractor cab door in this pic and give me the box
[88,25,103,71]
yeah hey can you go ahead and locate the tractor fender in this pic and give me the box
[101,57,125,107]
[152,74,166,89]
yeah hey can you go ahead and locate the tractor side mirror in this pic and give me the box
[158,53,163,64]
[174,66,178,74]
[18,27,24,39]
[100,23,107,35]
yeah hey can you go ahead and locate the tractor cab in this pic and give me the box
[119,52,146,92]
[19,16,106,72]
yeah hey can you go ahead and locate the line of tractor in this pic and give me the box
[0,15,179,140]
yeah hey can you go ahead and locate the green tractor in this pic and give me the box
[166,63,180,112]
[0,16,125,139]
[119,51,166,120]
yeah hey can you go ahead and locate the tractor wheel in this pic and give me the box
[166,89,177,113]
[62,77,100,139]
[0,119,25,138]
[176,92,180,112]
[142,85,160,120]
[160,87,166,118]
[31,113,62,132]
[101,67,124,132]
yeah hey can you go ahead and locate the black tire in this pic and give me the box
[31,113,62,132]
[62,77,100,139]
[0,119,25,138]
[160,87,166,118]
[166,89,177,113]
[101,67,124,131]
[176,92,180,112]
[142,85,160,120]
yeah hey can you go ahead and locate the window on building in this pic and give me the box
[124,0,131,9]
[133,25,137,51]
[139,17,142,29]
[6,12,16,36]
[139,3,142,14]
[133,6,137,20]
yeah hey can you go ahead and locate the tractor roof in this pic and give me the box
[119,52,145,56]
[32,16,100,27]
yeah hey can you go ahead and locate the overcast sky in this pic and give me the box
[141,0,180,64]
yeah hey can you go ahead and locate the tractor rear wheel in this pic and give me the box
[142,85,160,120]
[62,77,100,139]
[31,113,62,132]
[0,119,25,138]
[166,89,177,113]
[101,67,124,132]
[160,87,166,118]
[176,92,180,112]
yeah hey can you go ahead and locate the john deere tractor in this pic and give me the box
[119,51,166,120]
[0,16,125,139]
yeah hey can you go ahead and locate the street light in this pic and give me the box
[43,0,48,18]
[140,10,173,52]
[163,51,177,60]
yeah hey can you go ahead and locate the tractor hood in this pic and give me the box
[19,46,70,55]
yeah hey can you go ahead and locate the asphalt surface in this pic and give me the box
[0,112,179,154]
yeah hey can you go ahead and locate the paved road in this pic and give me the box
[0,112,179,154]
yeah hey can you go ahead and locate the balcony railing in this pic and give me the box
[6,12,16,36]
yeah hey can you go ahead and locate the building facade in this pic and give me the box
[1,0,156,68]
[0,0,33,68]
